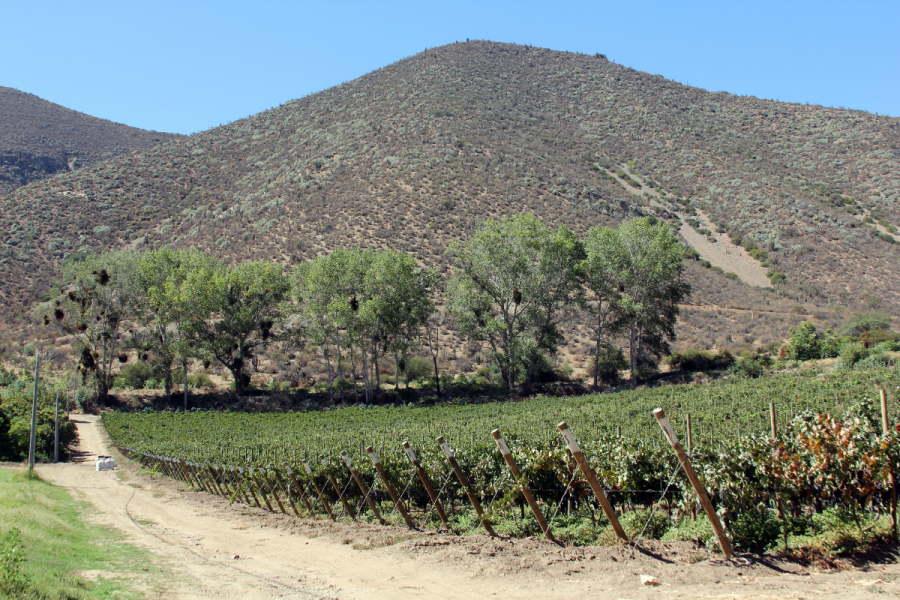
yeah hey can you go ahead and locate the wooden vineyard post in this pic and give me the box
[881,390,898,537]
[297,461,335,521]
[178,459,200,489]
[251,468,276,512]
[341,451,386,525]
[282,466,315,516]
[322,457,355,519]
[211,464,231,497]
[231,465,255,506]
[653,408,734,558]
[437,436,496,537]
[238,467,263,508]
[402,441,450,529]
[264,469,289,515]
[367,447,416,529]
[205,464,226,496]
[491,429,556,543]
[274,468,302,516]
[770,402,777,438]
[557,422,628,541]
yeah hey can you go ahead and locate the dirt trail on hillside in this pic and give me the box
[36,416,900,599]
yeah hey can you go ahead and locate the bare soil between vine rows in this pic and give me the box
[34,415,900,599]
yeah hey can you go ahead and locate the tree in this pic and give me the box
[603,218,691,386]
[134,248,220,407]
[580,225,626,389]
[364,249,436,390]
[44,250,140,400]
[183,261,289,396]
[297,248,372,403]
[446,214,581,391]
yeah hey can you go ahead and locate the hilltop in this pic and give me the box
[2,41,899,365]
[0,86,181,194]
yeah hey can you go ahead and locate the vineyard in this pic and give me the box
[104,366,900,551]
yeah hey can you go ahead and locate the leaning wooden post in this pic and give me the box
[268,468,295,515]
[367,447,416,529]
[557,422,628,541]
[653,408,733,558]
[238,467,263,508]
[402,441,450,528]
[322,457,354,519]
[283,465,316,516]
[769,402,777,438]
[437,436,496,537]
[231,465,256,506]
[298,461,335,520]
[205,463,226,496]
[881,389,898,537]
[492,429,556,543]
[341,451,386,525]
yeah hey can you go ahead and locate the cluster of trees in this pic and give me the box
[39,213,689,402]
[447,214,690,390]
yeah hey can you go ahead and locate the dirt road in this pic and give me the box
[37,416,899,599]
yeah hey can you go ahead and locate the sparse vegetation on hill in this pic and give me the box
[0,86,180,195]
[3,40,900,373]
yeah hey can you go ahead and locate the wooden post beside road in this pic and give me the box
[322,457,355,519]
[557,422,628,541]
[402,441,450,528]
[367,447,416,528]
[653,408,734,558]
[298,461,335,520]
[341,451,386,524]
[437,436,496,536]
[492,429,556,543]
[770,402,777,438]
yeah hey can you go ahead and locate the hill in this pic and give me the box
[2,41,899,368]
[0,86,181,194]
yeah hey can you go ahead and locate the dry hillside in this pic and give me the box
[2,41,899,366]
[0,86,181,195]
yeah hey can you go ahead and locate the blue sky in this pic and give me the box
[4,1,898,134]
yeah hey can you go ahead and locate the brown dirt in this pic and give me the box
[36,416,900,599]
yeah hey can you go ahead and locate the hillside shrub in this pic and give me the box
[839,312,892,337]
[787,321,821,361]
[114,362,154,390]
[665,348,734,372]
[586,344,626,385]
[404,357,433,381]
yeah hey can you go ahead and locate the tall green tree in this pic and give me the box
[364,249,437,390]
[296,248,372,402]
[615,217,691,385]
[446,214,581,391]
[580,225,626,389]
[44,250,140,400]
[134,248,220,407]
[183,261,289,396]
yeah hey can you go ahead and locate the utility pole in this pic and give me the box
[28,352,41,473]
[54,390,60,464]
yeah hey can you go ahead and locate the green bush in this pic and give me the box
[787,321,821,361]
[840,342,868,367]
[729,357,767,378]
[874,339,900,352]
[728,507,781,550]
[115,362,154,390]
[587,343,626,385]
[665,348,734,372]
[839,312,893,337]
[404,357,433,381]
[187,373,214,389]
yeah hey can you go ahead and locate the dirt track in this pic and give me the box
[36,416,900,599]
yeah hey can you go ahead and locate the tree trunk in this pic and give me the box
[404,351,409,389]
[432,354,440,396]
[629,321,638,389]
[394,350,400,391]
[349,343,359,404]
[182,354,188,411]
[323,345,335,403]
